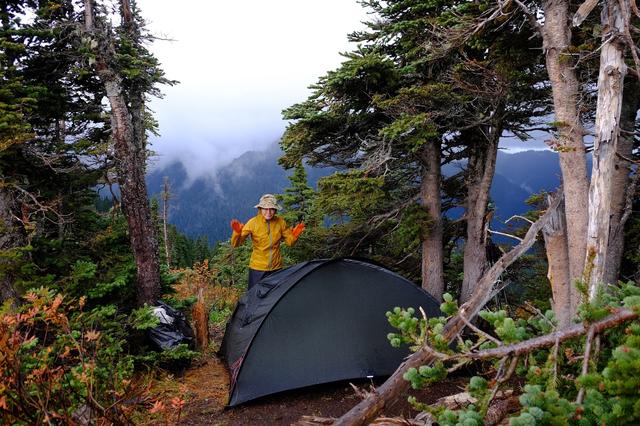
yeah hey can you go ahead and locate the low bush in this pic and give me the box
[0,288,158,424]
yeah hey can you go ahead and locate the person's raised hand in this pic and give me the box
[292,222,305,238]
[230,219,244,233]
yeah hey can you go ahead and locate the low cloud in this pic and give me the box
[140,0,368,182]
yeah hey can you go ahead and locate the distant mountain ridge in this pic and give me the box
[147,145,573,245]
[146,143,331,244]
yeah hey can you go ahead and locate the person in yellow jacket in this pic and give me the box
[230,194,305,290]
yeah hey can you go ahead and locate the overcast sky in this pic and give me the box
[137,0,370,179]
[137,1,549,181]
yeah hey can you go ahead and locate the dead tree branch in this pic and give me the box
[513,0,543,36]
[465,308,636,361]
[572,0,599,27]
[618,0,640,79]
[506,215,534,225]
[487,229,523,242]
[575,324,595,404]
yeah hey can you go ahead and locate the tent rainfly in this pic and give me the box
[219,258,441,406]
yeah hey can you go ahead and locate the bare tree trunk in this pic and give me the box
[460,128,499,303]
[542,198,575,327]
[334,192,564,426]
[584,0,628,296]
[420,140,444,300]
[542,0,589,287]
[84,0,161,306]
[0,187,24,305]
[604,79,639,284]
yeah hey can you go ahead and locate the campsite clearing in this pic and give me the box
[143,259,452,424]
[161,353,469,425]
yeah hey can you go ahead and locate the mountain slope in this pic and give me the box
[147,146,570,244]
[147,143,331,244]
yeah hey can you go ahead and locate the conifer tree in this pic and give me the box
[81,0,173,306]
[0,0,109,303]
[282,0,548,300]
[281,161,315,225]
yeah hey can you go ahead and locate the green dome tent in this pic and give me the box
[219,258,440,406]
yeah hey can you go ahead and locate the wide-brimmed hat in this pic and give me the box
[254,194,282,210]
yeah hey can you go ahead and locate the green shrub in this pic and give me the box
[0,288,153,424]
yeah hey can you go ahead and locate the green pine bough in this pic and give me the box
[386,284,640,425]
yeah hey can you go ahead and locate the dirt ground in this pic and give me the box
[170,354,469,426]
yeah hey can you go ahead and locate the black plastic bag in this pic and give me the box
[147,301,195,351]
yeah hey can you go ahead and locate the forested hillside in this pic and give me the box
[146,142,333,243]
[148,146,578,244]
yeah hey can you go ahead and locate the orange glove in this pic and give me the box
[230,219,244,233]
[292,222,305,238]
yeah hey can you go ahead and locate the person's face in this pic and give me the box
[260,208,276,220]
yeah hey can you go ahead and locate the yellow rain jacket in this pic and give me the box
[231,213,298,271]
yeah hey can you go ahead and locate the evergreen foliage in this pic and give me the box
[0,4,196,419]
[386,281,640,425]
[281,0,550,286]
[280,161,315,224]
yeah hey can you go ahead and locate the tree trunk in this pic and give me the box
[542,0,589,287]
[420,140,444,300]
[584,0,628,297]
[542,197,575,327]
[0,186,24,305]
[116,81,161,306]
[84,0,161,306]
[603,79,640,284]
[460,127,499,303]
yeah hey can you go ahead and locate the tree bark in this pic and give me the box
[460,127,500,303]
[420,139,444,300]
[584,0,628,296]
[542,0,589,287]
[84,0,161,306]
[604,79,640,284]
[334,192,563,426]
[0,186,23,305]
[542,197,575,328]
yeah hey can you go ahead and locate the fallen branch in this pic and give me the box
[334,191,564,425]
[297,391,517,426]
[296,416,335,426]
[464,308,637,361]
